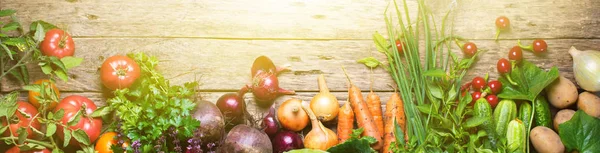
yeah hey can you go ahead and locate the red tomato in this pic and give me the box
[488,80,503,94]
[95,132,129,153]
[495,16,510,29]
[54,95,102,146]
[5,146,51,153]
[28,79,60,109]
[471,76,487,91]
[470,92,482,106]
[497,58,512,74]
[508,46,523,61]
[486,95,499,108]
[532,39,547,53]
[40,29,75,59]
[462,42,477,57]
[395,40,404,55]
[1,102,41,139]
[100,55,141,90]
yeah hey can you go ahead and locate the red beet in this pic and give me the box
[241,56,295,108]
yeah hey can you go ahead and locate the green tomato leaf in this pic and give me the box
[0,92,19,118]
[72,129,91,145]
[46,124,57,137]
[90,106,112,118]
[54,69,69,82]
[54,109,65,120]
[67,110,81,126]
[373,31,390,54]
[0,9,16,17]
[498,61,559,102]
[559,110,600,153]
[22,84,41,93]
[40,64,52,75]
[60,56,83,69]
[1,44,14,60]
[0,125,8,134]
[33,23,45,42]
[63,127,71,148]
[357,57,383,68]
[285,149,329,153]
[17,127,28,144]
[30,20,57,32]
[1,22,19,32]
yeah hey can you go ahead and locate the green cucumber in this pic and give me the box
[518,102,532,130]
[506,119,526,153]
[493,99,517,138]
[533,95,552,128]
[474,98,497,148]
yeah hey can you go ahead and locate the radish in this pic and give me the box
[241,56,295,108]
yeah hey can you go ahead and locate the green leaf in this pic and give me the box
[1,43,13,60]
[54,69,69,82]
[0,92,19,118]
[18,127,27,144]
[67,110,81,126]
[559,110,600,153]
[54,109,65,120]
[327,136,377,153]
[350,128,364,138]
[41,64,53,75]
[91,106,112,118]
[49,56,67,72]
[394,118,405,145]
[427,82,443,99]
[34,23,45,42]
[463,116,487,128]
[423,69,447,78]
[357,57,383,68]
[285,149,329,153]
[373,31,390,53]
[0,10,16,17]
[23,84,41,93]
[19,64,29,84]
[72,129,91,145]
[416,104,432,114]
[498,61,559,102]
[30,20,57,32]
[0,125,8,134]
[63,127,71,148]
[60,56,83,69]
[46,124,57,137]
[2,22,19,31]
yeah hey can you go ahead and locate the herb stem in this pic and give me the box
[0,137,54,149]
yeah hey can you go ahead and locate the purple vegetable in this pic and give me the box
[262,107,279,137]
[216,93,246,127]
[272,130,304,153]
[192,100,225,144]
[241,56,295,108]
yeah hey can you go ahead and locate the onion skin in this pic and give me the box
[302,105,338,150]
[272,130,304,153]
[241,56,295,108]
[310,74,340,122]
[277,99,309,131]
[263,107,279,137]
[569,46,600,92]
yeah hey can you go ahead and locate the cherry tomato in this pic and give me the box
[470,91,482,105]
[1,102,41,139]
[6,146,51,153]
[488,80,502,94]
[54,95,102,146]
[395,40,404,55]
[486,95,499,108]
[100,55,141,90]
[462,42,477,57]
[508,46,523,61]
[96,132,129,153]
[532,39,547,53]
[495,16,510,29]
[497,58,511,74]
[471,76,487,91]
[28,79,60,109]
[40,29,75,59]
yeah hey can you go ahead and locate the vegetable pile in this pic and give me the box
[2,0,600,152]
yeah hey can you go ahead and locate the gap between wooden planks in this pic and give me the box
[1,39,597,93]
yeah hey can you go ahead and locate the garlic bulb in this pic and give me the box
[569,46,600,92]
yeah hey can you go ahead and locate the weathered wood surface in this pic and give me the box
[0,39,595,92]
[0,0,598,39]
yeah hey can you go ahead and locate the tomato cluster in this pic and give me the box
[466,76,503,108]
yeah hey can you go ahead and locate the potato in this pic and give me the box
[554,109,576,131]
[546,76,578,109]
[578,92,600,118]
[530,126,565,153]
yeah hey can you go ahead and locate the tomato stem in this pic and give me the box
[517,40,534,52]
[504,74,519,86]
[494,29,500,41]
[454,38,463,49]
[0,137,55,149]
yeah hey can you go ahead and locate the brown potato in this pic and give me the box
[530,126,565,153]
[546,76,579,109]
[578,92,600,118]
[554,109,576,131]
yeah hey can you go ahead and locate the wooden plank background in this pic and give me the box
[1,0,599,131]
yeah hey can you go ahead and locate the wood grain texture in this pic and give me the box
[1,38,596,92]
[0,0,598,39]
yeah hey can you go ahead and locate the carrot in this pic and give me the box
[342,67,383,150]
[337,101,354,142]
[383,92,407,153]
[367,92,384,138]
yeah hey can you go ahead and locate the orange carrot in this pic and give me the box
[367,92,384,138]
[342,67,383,150]
[337,102,354,142]
[383,92,407,153]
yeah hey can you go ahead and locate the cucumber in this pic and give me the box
[493,99,517,138]
[506,119,526,153]
[533,95,552,128]
[474,98,497,148]
[518,102,533,130]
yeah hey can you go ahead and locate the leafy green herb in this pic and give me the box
[559,110,600,153]
[104,52,200,151]
[285,149,329,153]
[497,60,559,102]
[327,128,377,153]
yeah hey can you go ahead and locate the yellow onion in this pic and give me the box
[569,46,600,92]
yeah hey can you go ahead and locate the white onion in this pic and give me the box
[569,46,600,92]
